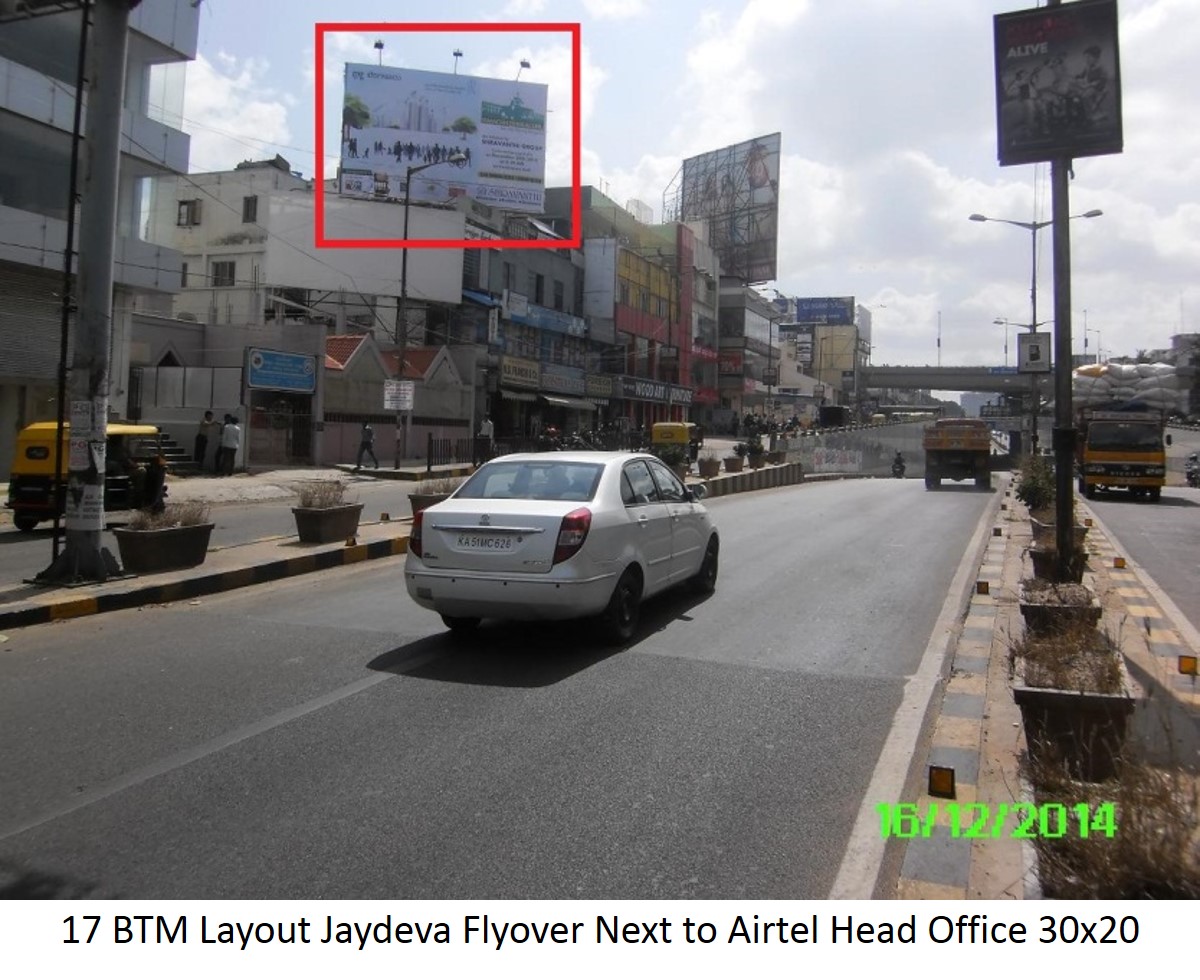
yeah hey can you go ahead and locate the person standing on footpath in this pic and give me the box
[218,415,241,475]
[195,410,219,471]
[477,414,494,460]
[355,420,378,470]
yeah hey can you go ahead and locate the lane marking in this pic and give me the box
[828,481,1004,899]
[0,647,438,842]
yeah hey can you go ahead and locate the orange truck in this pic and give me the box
[1075,407,1169,501]
[922,418,992,490]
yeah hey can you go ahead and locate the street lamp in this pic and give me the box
[452,48,463,74]
[374,39,384,66]
[516,58,530,81]
[396,150,468,465]
[1084,324,1103,364]
[993,317,1011,367]
[969,208,1102,453]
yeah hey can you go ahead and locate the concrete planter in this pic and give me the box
[1014,657,1134,781]
[292,503,363,544]
[113,523,214,574]
[1029,546,1086,583]
[1019,585,1102,636]
[698,459,721,479]
[723,456,744,473]
[1031,517,1089,551]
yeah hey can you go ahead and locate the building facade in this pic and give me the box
[0,0,200,477]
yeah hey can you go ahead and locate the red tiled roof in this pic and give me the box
[325,334,366,369]
[381,346,438,379]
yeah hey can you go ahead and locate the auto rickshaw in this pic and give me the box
[5,421,162,532]
[651,421,703,462]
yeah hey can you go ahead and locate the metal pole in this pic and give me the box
[50,0,92,563]
[1029,222,1040,455]
[38,0,129,583]
[1052,156,1076,578]
[395,166,413,470]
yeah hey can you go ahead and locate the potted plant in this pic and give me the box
[654,442,691,480]
[724,443,748,473]
[1014,454,1056,522]
[746,434,766,469]
[1019,577,1103,637]
[1011,621,1133,781]
[113,500,214,574]
[292,480,363,544]
[408,476,463,516]
[697,451,721,479]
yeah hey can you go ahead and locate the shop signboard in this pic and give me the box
[246,347,317,393]
[500,356,540,389]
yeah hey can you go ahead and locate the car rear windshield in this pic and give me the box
[455,461,604,501]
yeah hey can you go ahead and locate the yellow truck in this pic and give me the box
[1075,407,1169,501]
[923,418,992,490]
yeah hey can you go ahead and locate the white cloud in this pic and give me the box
[582,0,649,18]
[183,53,294,172]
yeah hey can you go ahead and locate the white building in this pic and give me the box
[0,0,200,478]
[141,157,468,466]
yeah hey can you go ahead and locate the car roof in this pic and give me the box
[481,451,652,465]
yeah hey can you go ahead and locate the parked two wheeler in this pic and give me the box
[891,459,906,479]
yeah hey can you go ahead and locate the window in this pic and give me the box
[532,273,545,306]
[657,297,668,317]
[553,280,564,311]
[640,289,650,313]
[242,195,258,223]
[180,262,188,288]
[176,199,201,226]
[619,282,630,306]
[622,461,660,505]
[503,261,515,291]
[210,260,236,288]
[647,459,685,502]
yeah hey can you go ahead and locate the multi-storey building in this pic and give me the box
[0,0,200,477]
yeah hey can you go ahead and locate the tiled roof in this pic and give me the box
[381,346,438,379]
[325,334,367,370]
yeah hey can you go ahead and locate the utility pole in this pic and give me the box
[38,0,133,583]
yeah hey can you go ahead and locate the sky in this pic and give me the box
[180,0,1200,372]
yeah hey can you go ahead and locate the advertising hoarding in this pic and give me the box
[679,133,781,284]
[790,297,855,326]
[993,0,1122,166]
[340,62,548,212]
[1018,331,1053,373]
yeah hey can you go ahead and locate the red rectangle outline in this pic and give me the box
[314,22,581,251]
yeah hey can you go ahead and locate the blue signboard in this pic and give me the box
[793,296,855,326]
[247,347,317,393]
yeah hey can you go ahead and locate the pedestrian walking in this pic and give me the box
[195,409,219,471]
[355,421,378,470]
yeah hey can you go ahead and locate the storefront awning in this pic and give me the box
[541,395,596,411]
[500,389,538,402]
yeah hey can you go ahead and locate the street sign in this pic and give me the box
[384,380,414,411]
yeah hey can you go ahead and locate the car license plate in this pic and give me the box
[456,533,515,551]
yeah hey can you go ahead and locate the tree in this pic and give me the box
[445,116,477,134]
[342,94,370,130]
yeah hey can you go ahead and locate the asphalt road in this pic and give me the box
[0,478,993,899]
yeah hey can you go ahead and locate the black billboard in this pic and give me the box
[993,0,1122,166]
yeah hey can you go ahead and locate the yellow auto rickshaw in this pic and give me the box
[651,421,703,462]
[5,421,162,532]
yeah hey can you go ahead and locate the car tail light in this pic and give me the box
[553,507,592,565]
[409,509,423,558]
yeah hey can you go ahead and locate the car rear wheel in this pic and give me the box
[441,614,481,634]
[689,536,719,595]
[13,513,39,532]
[601,567,641,644]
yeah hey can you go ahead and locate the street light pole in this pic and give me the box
[970,208,1102,455]
[395,152,467,467]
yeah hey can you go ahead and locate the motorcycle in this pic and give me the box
[1186,456,1200,488]
[892,458,906,479]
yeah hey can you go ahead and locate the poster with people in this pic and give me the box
[340,63,548,212]
[993,0,1122,166]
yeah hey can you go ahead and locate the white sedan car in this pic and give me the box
[404,451,719,642]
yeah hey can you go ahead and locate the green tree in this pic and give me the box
[445,115,477,134]
[343,94,370,129]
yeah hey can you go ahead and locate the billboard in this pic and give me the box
[340,63,548,212]
[790,297,855,326]
[993,0,1122,166]
[679,133,781,284]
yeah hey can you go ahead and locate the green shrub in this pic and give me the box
[654,443,689,467]
[1015,455,1055,511]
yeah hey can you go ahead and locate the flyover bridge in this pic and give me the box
[860,365,1029,394]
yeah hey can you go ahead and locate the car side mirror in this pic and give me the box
[1166,434,1173,446]
[687,484,708,502]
